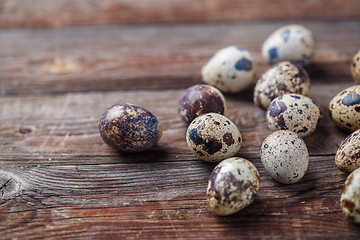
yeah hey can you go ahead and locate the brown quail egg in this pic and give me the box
[335,129,360,173]
[351,50,360,84]
[341,168,360,223]
[207,157,260,216]
[186,113,242,162]
[329,85,360,132]
[201,46,256,93]
[266,94,322,137]
[98,104,162,152]
[253,61,311,110]
[260,130,309,184]
[177,84,226,124]
[262,25,315,66]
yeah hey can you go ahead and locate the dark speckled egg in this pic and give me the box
[266,94,322,137]
[177,84,226,124]
[207,157,260,216]
[98,104,162,152]
[335,129,360,173]
[341,168,360,223]
[329,85,360,132]
[186,113,242,162]
[253,61,310,110]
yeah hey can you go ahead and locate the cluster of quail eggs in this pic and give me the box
[328,50,360,223]
[255,29,315,185]
[97,24,360,221]
[176,83,260,215]
[175,24,318,216]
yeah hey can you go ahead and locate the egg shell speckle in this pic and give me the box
[266,94,322,137]
[351,50,360,84]
[260,130,309,184]
[335,129,360,173]
[207,157,260,216]
[186,113,242,162]
[177,84,226,124]
[329,85,360,132]
[341,168,360,223]
[254,61,310,110]
[262,24,315,66]
[98,104,162,152]
[201,46,256,93]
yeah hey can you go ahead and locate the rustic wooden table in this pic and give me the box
[1,1,360,239]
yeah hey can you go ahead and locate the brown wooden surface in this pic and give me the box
[0,0,360,28]
[0,20,358,95]
[1,1,360,239]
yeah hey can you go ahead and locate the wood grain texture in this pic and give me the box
[0,0,360,28]
[1,6,360,238]
[0,82,359,239]
[0,20,359,96]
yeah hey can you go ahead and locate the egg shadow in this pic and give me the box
[201,160,218,176]
[347,220,360,233]
[304,63,329,82]
[208,197,270,234]
[224,84,256,104]
[302,125,331,154]
[113,146,169,163]
[303,111,348,155]
[305,62,352,83]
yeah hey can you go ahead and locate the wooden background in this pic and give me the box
[1,0,360,239]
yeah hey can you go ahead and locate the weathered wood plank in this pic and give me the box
[1,15,360,239]
[0,83,350,156]
[0,81,357,239]
[1,20,359,95]
[0,166,354,239]
[0,0,359,28]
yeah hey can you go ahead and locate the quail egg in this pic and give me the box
[329,85,360,132]
[335,129,360,173]
[262,24,315,66]
[207,157,260,216]
[177,84,226,124]
[351,50,360,84]
[201,46,256,93]
[186,113,242,162]
[254,61,311,110]
[260,130,309,184]
[266,94,322,137]
[98,104,162,152]
[341,168,360,223]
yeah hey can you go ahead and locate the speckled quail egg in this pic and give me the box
[335,129,360,173]
[266,94,322,137]
[207,157,260,216]
[260,130,309,184]
[177,84,226,124]
[329,85,360,132]
[341,168,360,223]
[186,113,242,162]
[201,46,256,93]
[262,24,315,66]
[98,103,162,152]
[253,61,311,110]
[351,50,360,84]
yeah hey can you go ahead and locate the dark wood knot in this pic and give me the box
[0,170,26,200]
